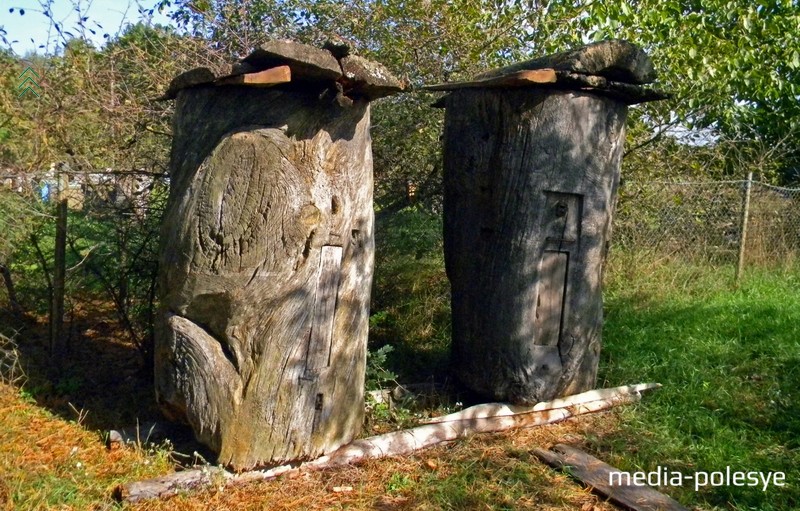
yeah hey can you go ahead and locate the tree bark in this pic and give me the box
[442,87,628,404]
[156,86,375,471]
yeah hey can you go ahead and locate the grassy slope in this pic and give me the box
[372,209,800,510]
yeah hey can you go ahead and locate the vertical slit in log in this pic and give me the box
[535,251,568,346]
[305,245,343,375]
[312,393,324,433]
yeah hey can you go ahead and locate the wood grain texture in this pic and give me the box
[425,69,667,105]
[156,86,375,470]
[424,69,558,91]
[442,88,627,404]
[533,444,689,511]
[475,39,656,84]
[213,65,292,87]
[242,40,343,82]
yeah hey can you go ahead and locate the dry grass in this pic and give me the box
[0,249,652,509]
[0,381,171,510]
[0,372,626,510]
[0,296,633,510]
[128,415,623,511]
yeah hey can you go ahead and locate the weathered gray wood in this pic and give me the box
[306,245,343,375]
[340,55,405,99]
[163,67,216,99]
[536,251,568,347]
[442,87,628,404]
[156,85,377,471]
[426,69,668,105]
[162,41,406,103]
[117,383,657,502]
[242,40,343,82]
[425,69,558,90]
[476,39,656,84]
[533,444,689,511]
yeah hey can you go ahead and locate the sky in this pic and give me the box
[0,0,173,55]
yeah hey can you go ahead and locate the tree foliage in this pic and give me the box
[545,0,800,181]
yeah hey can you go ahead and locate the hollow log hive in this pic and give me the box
[156,40,403,471]
[429,40,666,405]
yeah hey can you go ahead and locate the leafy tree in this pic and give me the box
[158,0,562,208]
[545,0,800,182]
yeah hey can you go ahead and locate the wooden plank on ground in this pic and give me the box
[533,444,688,511]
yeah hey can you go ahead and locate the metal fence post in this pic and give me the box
[736,172,753,283]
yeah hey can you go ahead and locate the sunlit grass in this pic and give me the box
[598,258,800,510]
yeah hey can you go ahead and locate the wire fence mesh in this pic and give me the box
[2,172,800,322]
[612,177,800,268]
[0,169,167,355]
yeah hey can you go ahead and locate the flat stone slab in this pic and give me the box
[341,55,404,100]
[425,40,667,105]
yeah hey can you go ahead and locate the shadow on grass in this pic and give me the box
[0,299,212,464]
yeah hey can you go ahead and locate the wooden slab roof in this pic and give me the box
[425,40,668,105]
[162,39,404,101]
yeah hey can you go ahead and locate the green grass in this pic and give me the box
[371,207,451,382]
[594,262,800,510]
[371,208,800,510]
[3,205,797,509]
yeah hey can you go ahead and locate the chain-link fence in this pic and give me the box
[613,175,800,271]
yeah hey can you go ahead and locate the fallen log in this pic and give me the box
[116,383,659,502]
[421,383,661,424]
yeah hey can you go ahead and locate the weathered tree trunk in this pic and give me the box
[157,88,374,470]
[437,41,665,405]
[442,88,626,404]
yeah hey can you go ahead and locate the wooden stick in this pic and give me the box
[214,65,292,87]
[116,383,659,502]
